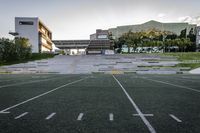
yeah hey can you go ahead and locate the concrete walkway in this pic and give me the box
[0,54,189,74]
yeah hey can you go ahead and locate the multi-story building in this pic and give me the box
[90,29,109,40]
[196,26,200,52]
[109,20,197,39]
[54,29,112,55]
[10,17,53,53]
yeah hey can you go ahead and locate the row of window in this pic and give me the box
[19,21,34,25]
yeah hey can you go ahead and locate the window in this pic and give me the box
[41,27,47,34]
[41,37,47,44]
[19,21,34,25]
[97,35,108,39]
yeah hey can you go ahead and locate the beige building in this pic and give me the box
[10,17,53,53]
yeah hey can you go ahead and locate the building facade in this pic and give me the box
[90,29,109,40]
[109,20,197,39]
[196,26,200,52]
[53,40,111,55]
[12,17,53,53]
[54,29,112,55]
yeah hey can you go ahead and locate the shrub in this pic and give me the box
[0,37,32,64]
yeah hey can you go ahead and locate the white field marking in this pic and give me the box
[113,75,156,133]
[0,78,87,114]
[46,113,56,120]
[176,78,200,83]
[144,78,200,93]
[0,79,15,83]
[181,76,200,80]
[133,114,154,117]
[0,77,61,89]
[0,111,10,114]
[109,113,114,121]
[77,113,84,121]
[14,112,29,119]
[169,114,182,123]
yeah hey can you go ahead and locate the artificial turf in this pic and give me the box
[0,74,199,133]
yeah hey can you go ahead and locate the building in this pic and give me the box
[53,40,111,55]
[109,20,197,39]
[54,29,112,55]
[90,29,109,40]
[196,26,200,52]
[10,17,53,53]
[53,40,89,55]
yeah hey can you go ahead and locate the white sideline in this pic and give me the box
[169,114,182,123]
[15,112,29,119]
[77,113,84,121]
[144,78,200,93]
[46,113,56,120]
[112,75,156,133]
[109,113,114,121]
[0,78,87,114]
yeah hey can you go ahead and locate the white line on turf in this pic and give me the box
[0,78,87,114]
[46,113,56,120]
[144,78,200,93]
[133,114,154,117]
[169,114,182,123]
[0,79,14,83]
[0,111,10,114]
[166,77,199,83]
[77,113,84,121]
[0,77,61,89]
[109,113,114,121]
[14,112,29,119]
[113,75,156,133]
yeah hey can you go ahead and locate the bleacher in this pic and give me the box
[86,40,111,54]
[53,40,90,49]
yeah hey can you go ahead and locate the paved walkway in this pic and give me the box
[0,54,191,74]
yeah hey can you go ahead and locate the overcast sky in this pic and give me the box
[0,0,200,40]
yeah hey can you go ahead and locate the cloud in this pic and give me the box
[178,16,200,26]
[157,13,166,18]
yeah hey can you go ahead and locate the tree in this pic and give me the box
[186,28,196,51]
[0,37,32,64]
[180,28,187,38]
[15,38,32,60]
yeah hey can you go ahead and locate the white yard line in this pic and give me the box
[0,77,61,89]
[0,78,87,114]
[133,114,154,117]
[77,113,84,121]
[15,112,29,119]
[169,114,182,123]
[0,79,15,83]
[144,78,200,93]
[46,113,56,120]
[113,75,156,133]
[109,113,114,121]
[168,77,199,83]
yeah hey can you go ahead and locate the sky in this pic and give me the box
[0,0,200,40]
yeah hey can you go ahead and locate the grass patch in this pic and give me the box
[0,53,55,66]
[159,52,200,61]
[158,52,200,69]
[176,63,200,69]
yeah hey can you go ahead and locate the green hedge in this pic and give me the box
[0,38,55,66]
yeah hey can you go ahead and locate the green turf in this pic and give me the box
[0,74,199,133]
[158,52,200,69]
[0,53,55,66]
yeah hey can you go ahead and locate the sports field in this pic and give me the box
[0,74,199,133]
